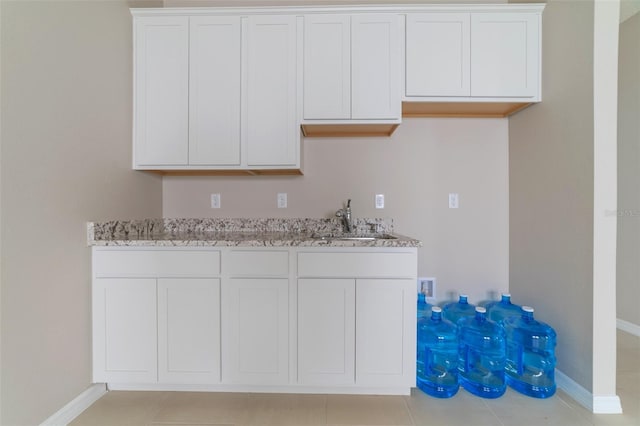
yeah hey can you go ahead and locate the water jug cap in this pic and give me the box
[522,306,534,313]
[432,306,442,313]
[502,293,511,297]
[475,307,487,313]
[460,294,468,297]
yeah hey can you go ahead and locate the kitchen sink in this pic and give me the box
[311,233,398,241]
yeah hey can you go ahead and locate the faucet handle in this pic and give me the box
[347,199,351,208]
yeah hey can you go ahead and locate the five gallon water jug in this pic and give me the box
[417,293,433,318]
[485,293,522,324]
[416,307,459,398]
[457,307,506,398]
[443,294,476,324]
[503,306,557,398]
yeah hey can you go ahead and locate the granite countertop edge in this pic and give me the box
[87,218,422,248]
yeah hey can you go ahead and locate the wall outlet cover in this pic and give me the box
[417,277,436,299]
[211,193,221,209]
[277,193,288,208]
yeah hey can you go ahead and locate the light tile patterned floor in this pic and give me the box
[71,330,640,426]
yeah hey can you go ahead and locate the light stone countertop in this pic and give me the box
[87,218,422,248]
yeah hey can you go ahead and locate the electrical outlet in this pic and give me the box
[211,193,221,209]
[277,193,287,208]
[417,277,436,299]
[448,193,459,209]
[375,194,385,209]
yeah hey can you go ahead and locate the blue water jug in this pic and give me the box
[416,307,459,398]
[443,294,476,324]
[417,293,433,318]
[485,293,522,324]
[503,306,557,398]
[457,307,506,398]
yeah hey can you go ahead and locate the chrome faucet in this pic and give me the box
[336,199,353,233]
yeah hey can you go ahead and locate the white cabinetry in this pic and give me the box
[470,13,539,98]
[158,278,221,384]
[222,249,290,385]
[92,248,221,385]
[405,13,470,97]
[356,279,416,386]
[132,12,300,173]
[298,278,355,385]
[92,246,417,393]
[302,14,351,120]
[93,278,157,383]
[403,6,543,118]
[222,279,289,384]
[297,250,417,390]
[301,13,401,137]
[245,16,299,167]
[189,16,241,166]
[134,17,189,166]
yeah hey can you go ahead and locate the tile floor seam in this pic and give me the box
[478,393,507,426]
[401,393,417,426]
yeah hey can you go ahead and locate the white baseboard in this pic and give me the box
[593,395,623,414]
[556,370,623,414]
[40,383,107,426]
[617,318,640,337]
[556,369,593,412]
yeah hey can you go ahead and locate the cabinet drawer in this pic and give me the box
[227,250,289,277]
[297,252,416,278]
[94,250,220,277]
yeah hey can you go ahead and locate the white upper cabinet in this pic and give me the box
[470,13,540,98]
[303,13,401,122]
[132,12,300,172]
[189,16,241,166]
[245,15,299,167]
[303,14,351,120]
[134,16,189,166]
[351,14,401,120]
[404,8,542,104]
[405,13,470,97]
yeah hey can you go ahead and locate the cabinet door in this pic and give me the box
[93,278,157,383]
[356,279,416,387]
[189,17,241,166]
[406,13,470,97]
[134,17,189,166]
[470,13,539,98]
[303,15,351,120]
[158,278,221,384]
[351,14,401,120]
[298,279,355,385]
[221,278,289,384]
[245,16,298,166]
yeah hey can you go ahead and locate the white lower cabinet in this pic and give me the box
[298,278,416,389]
[93,278,158,383]
[92,247,417,393]
[356,279,416,387]
[158,278,220,384]
[298,278,356,385]
[221,278,289,385]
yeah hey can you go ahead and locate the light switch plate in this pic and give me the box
[375,194,385,209]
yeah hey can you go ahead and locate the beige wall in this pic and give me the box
[508,0,595,391]
[0,1,163,425]
[164,118,510,304]
[617,11,640,327]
